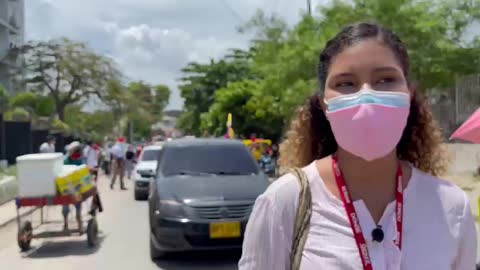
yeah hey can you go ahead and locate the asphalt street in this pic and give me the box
[0,176,240,270]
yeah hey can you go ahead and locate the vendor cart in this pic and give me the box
[15,187,99,252]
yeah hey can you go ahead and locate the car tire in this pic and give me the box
[150,235,165,261]
[18,221,33,252]
[134,189,146,201]
[86,218,99,248]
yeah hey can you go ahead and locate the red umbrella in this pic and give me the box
[450,108,480,143]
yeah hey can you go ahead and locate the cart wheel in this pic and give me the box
[86,218,98,248]
[17,221,33,252]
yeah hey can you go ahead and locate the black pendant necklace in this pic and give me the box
[372,225,384,242]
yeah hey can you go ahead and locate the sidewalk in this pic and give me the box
[0,200,38,228]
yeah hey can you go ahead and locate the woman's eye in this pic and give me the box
[376,78,396,84]
[335,81,355,88]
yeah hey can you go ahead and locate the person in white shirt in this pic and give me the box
[84,141,99,168]
[39,135,56,153]
[83,141,99,179]
[110,137,127,190]
[239,22,476,270]
[102,142,113,176]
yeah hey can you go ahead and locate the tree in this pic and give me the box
[313,0,480,90]
[63,105,116,141]
[10,92,55,118]
[180,0,480,141]
[153,84,171,118]
[201,80,285,139]
[0,84,9,113]
[103,79,127,121]
[19,38,121,121]
[125,81,171,138]
[178,49,253,135]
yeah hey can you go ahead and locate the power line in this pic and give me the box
[219,0,243,23]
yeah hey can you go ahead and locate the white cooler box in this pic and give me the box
[16,153,63,198]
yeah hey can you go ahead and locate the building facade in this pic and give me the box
[0,0,24,95]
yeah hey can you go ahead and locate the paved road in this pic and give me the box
[0,176,240,270]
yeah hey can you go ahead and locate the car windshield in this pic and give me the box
[141,149,160,161]
[161,144,259,176]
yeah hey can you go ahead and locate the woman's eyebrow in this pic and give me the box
[330,72,354,80]
[373,66,401,73]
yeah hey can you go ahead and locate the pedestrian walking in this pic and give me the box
[84,141,104,214]
[62,141,84,232]
[125,145,136,180]
[110,137,127,190]
[102,142,113,176]
[84,141,99,179]
[39,135,56,153]
[239,22,476,270]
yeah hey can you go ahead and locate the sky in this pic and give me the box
[25,0,326,110]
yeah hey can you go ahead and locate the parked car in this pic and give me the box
[133,144,163,200]
[148,138,269,260]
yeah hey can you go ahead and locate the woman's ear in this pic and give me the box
[318,93,327,111]
[408,81,417,100]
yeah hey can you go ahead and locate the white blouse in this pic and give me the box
[239,161,477,270]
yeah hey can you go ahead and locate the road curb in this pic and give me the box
[0,205,38,229]
[0,177,17,205]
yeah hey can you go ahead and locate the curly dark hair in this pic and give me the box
[280,22,449,176]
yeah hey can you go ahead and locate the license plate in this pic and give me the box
[209,222,241,239]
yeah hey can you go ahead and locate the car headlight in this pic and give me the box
[137,169,155,178]
[158,200,185,218]
[137,169,153,175]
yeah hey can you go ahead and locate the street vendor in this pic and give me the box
[62,141,84,232]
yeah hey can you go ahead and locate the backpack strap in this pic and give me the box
[290,168,313,270]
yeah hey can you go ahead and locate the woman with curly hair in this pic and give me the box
[239,22,476,270]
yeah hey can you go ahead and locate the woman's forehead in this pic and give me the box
[327,39,403,76]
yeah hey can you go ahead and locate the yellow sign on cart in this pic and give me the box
[56,165,94,196]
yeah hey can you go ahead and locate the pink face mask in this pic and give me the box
[325,89,410,161]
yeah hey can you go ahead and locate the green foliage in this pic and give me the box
[10,92,56,118]
[10,92,37,109]
[0,84,9,112]
[6,39,171,140]
[124,113,153,140]
[103,79,126,120]
[125,81,171,138]
[314,0,480,90]
[51,119,70,133]
[180,0,480,141]
[20,38,121,120]
[35,96,56,116]
[4,108,30,122]
[178,50,253,135]
[63,105,116,141]
[103,80,171,139]
[153,84,171,117]
[201,80,285,139]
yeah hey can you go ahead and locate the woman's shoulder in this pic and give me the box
[411,167,470,212]
[259,163,317,214]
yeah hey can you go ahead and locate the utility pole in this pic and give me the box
[129,120,134,143]
[306,0,312,16]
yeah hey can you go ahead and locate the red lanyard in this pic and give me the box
[332,155,403,270]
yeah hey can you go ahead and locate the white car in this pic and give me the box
[133,144,163,200]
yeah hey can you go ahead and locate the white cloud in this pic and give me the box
[102,23,244,108]
[25,0,327,109]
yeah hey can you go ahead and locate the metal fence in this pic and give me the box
[428,74,480,139]
[0,114,79,165]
